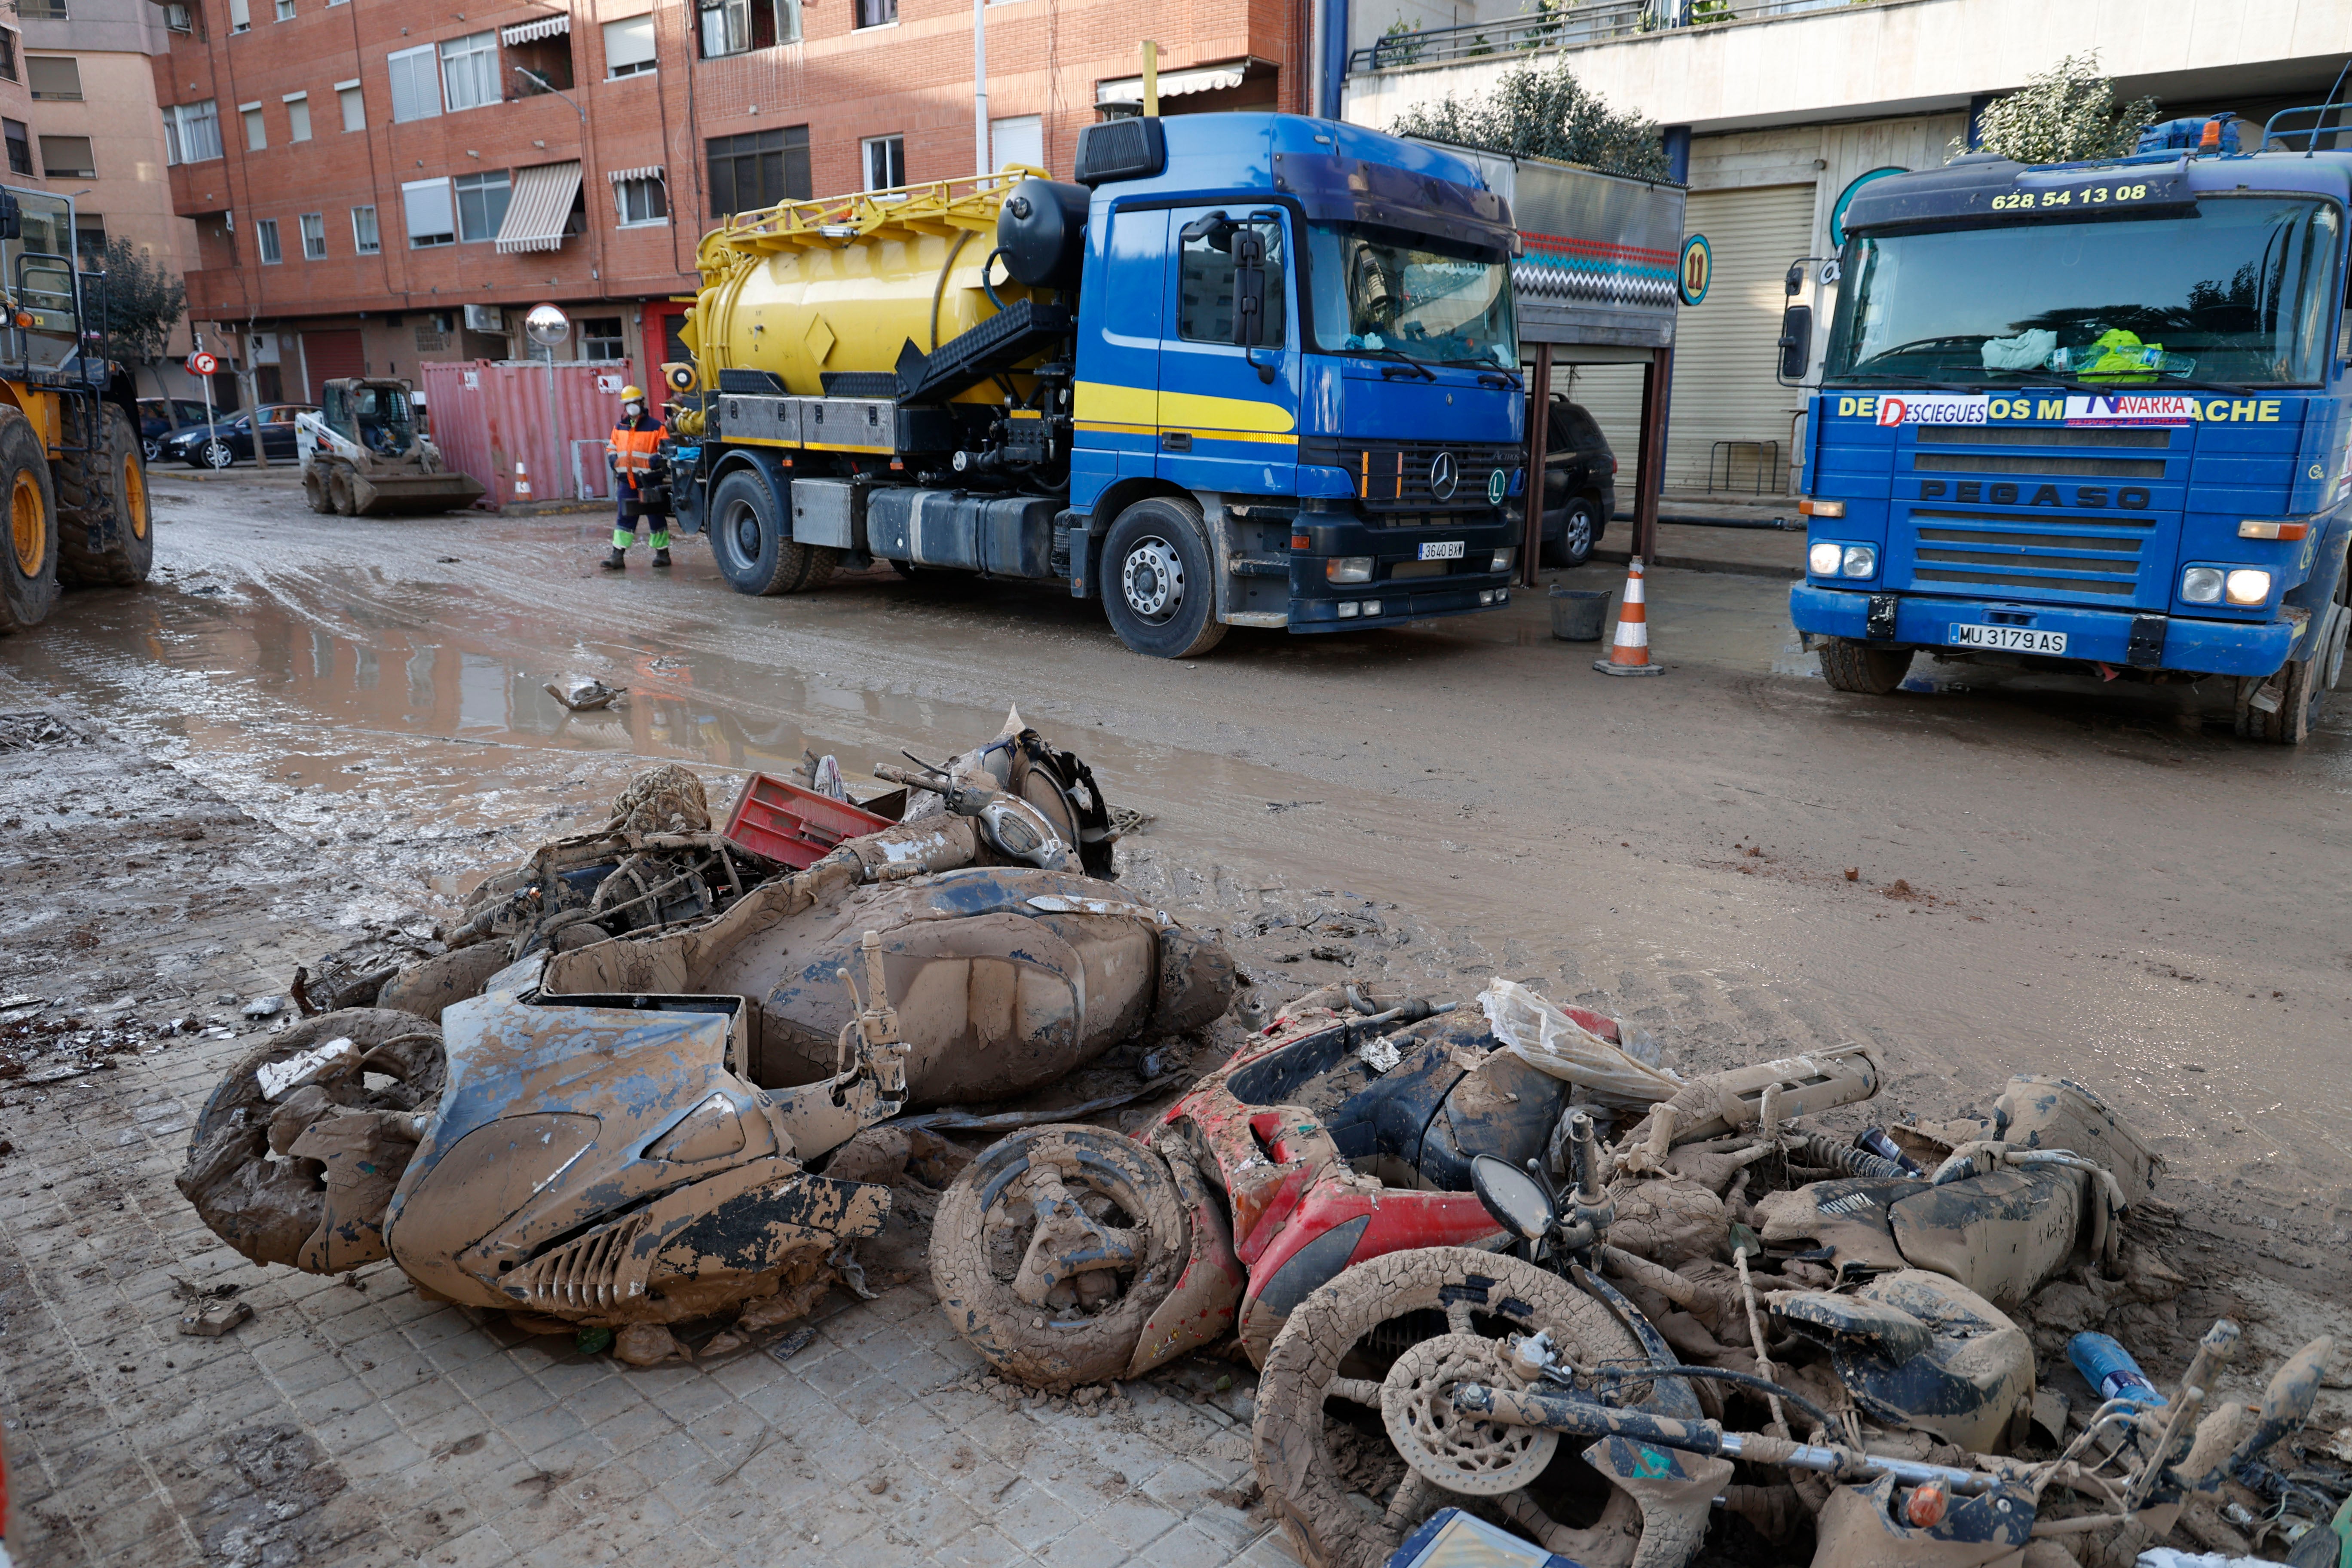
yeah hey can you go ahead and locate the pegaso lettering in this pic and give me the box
[1920,479,2152,510]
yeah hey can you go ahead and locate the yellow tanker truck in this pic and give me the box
[0,184,152,634]
[666,113,1530,658]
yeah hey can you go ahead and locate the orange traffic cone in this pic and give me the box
[513,461,533,500]
[1592,556,1665,677]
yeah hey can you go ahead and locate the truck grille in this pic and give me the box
[1300,439,1521,513]
[1904,508,2153,601]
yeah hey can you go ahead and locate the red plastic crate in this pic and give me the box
[721,772,894,869]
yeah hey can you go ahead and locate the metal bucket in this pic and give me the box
[1550,587,1614,642]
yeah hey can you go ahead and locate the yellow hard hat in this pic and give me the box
[620,385,645,401]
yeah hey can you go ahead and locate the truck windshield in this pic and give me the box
[1826,196,2341,387]
[1304,220,1517,368]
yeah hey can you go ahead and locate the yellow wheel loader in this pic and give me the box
[0,183,153,634]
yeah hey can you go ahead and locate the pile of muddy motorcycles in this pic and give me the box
[176,712,1234,1354]
[931,980,2340,1568]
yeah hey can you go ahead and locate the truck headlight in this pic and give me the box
[1841,544,1877,579]
[1809,542,1844,576]
[1489,547,1516,573]
[2223,568,2272,606]
[1326,556,1373,585]
[2180,567,2224,603]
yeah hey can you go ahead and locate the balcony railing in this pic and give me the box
[1350,0,1868,73]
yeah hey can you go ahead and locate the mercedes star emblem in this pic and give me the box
[1429,451,1458,501]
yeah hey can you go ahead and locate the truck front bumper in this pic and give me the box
[1289,581,1512,632]
[1789,585,2298,679]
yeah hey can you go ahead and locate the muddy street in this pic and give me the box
[2,470,2349,1566]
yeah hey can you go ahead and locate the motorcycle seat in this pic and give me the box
[1770,1290,1935,1363]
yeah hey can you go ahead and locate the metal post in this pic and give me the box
[1634,346,1672,562]
[974,0,989,175]
[198,332,217,461]
[1519,341,1551,589]
[543,338,559,502]
[1142,40,1159,117]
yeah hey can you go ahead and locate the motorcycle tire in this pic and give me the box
[177,1009,447,1270]
[930,1123,1191,1390]
[1252,1246,1654,1568]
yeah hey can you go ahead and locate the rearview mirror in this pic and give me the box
[1776,304,1813,385]
[1471,1154,1556,1242]
[1231,228,1267,349]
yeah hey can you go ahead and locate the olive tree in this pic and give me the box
[1962,52,2159,165]
[1389,57,1670,181]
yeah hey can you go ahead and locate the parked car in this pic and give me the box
[156,404,318,469]
[136,396,211,461]
[1537,394,1618,568]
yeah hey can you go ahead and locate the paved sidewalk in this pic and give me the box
[0,687,1286,1568]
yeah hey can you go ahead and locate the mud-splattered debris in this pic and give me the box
[544,677,625,712]
[178,1299,253,1337]
[865,1476,889,1496]
[1844,867,1859,881]
[764,1326,816,1366]
[612,1323,683,1366]
[0,713,90,751]
[240,995,286,1020]
[576,1325,613,1356]
[1265,800,1322,814]
[1309,945,1356,966]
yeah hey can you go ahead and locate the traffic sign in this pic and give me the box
[1677,236,1712,307]
[186,350,218,377]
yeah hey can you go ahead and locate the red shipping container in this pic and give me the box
[722,773,895,869]
[420,357,641,510]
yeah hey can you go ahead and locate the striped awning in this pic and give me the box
[501,12,570,43]
[1096,58,1263,106]
[606,165,663,184]
[495,160,583,253]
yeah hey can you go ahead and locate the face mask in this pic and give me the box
[625,402,645,418]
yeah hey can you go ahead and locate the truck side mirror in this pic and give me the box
[0,190,18,242]
[1231,228,1267,350]
[1776,304,1812,385]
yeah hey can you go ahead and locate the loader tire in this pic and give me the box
[0,409,58,632]
[327,466,358,516]
[304,465,337,514]
[56,402,152,588]
[1252,1247,1653,1568]
[930,1124,1190,1390]
[178,1010,446,1270]
[1817,637,1913,695]
[1102,495,1226,658]
[710,469,813,595]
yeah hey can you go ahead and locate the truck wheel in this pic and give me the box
[1542,494,1598,568]
[56,403,152,588]
[0,410,58,632]
[709,470,813,595]
[303,466,336,514]
[929,1124,1190,1390]
[799,547,842,591]
[2236,657,2319,746]
[1818,637,1913,695]
[1103,496,1226,658]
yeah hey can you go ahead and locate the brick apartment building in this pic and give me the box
[152,0,1306,408]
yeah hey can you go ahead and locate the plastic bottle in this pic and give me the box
[2069,1332,2167,1407]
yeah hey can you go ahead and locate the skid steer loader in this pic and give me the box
[295,377,485,516]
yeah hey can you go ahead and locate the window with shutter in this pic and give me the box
[37,135,94,178]
[336,80,364,131]
[388,45,438,122]
[402,178,455,247]
[285,93,311,141]
[603,15,654,76]
[26,56,82,100]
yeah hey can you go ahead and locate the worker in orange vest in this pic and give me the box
[601,385,670,570]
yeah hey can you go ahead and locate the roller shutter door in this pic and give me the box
[1558,362,1647,485]
[1662,184,1816,493]
[302,329,364,402]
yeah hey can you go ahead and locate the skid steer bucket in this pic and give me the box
[348,469,487,515]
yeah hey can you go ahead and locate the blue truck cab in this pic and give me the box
[1788,123,2352,742]
[671,113,1525,660]
[1062,113,1525,655]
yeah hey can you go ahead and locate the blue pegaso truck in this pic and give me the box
[1785,114,2352,743]
[668,113,1531,658]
